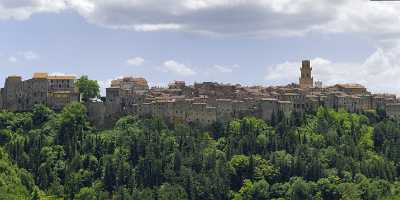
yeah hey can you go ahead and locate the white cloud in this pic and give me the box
[97,78,113,96]
[8,56,17,63]
[0,0,67,20]
[163,60,196,76]
[213,64,239,73]
[265,45,400,95]
[126,57,145,66]
[1,0,400,39]
[6,51,39,63]
[3,0,400,94]
[134,24,182,32]
[19,51,39,60]
[63,0,340,37]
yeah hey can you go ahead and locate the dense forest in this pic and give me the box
[2,102,400,199]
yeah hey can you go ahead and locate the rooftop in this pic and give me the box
[47,75,76,80]
[335,83,366,89]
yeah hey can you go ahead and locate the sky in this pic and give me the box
[1,0,400,95]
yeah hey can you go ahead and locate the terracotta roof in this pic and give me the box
[33,72,48,79]
[7,75,21,79]
[111,77,149,88]
[48,75,75,80]
[335,83,365,89]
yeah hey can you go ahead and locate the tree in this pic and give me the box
[103,158,116,193]
[158,183,188,200]
[57,102,89,158]
[30,187,40,200]
[75,187,97,200]
[75,75,100,102]
[2,103,400,200]
[32,104,54,126]
[288,177,312,200]
[0,147,35,199]
[233,179,270,200]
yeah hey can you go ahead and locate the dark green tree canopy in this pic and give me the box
[75,75,100,102]
[1,105,400,199]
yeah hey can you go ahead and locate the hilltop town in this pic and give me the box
[1,60,400,128]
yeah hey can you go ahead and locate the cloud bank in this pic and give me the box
[163,60,196,76]
[126,57,145,66]
[265,44,400,94]
[2,0,400,93]
[2,0,400,38]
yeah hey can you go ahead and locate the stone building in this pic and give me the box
[0,73,79,111]
[86,62,400,127]
[2,59,400,128]
[334,84,367,95]
[111,77,149,91]
[299,60,313,89]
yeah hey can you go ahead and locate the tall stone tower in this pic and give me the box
[299,60,313,89]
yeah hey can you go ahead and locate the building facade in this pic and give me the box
[1,61,400,128]
[0,73,79,111]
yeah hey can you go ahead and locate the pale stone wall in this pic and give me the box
[280,93,305,113]
[47,91,79,111]
[3,76,23,112]
[21,78,48,111]
[386,103,400,118]
[1,74,78,112]
[259,98,279,121]
[305,95,319,112]
[278,101,293,116]
[372,96,385,109]
[360,95,373,110]
[86,102,106,128]
[216,99,234,122]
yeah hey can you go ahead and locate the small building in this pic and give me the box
[334,84,367,95]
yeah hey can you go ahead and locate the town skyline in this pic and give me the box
[1,57,397,96]
[2,60,399,129]
[0,60,390,97]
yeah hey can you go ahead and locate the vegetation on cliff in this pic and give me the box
[1,102,400,199]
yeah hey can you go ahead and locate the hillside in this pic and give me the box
[1,103,400,199]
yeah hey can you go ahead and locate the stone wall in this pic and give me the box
[386,103,400,118]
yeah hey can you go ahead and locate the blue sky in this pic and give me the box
[1,0,400,95]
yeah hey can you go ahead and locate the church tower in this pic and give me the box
[299,60,313,89]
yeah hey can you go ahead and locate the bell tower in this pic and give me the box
[299,60,313,89]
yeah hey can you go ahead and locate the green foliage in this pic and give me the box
[158,183,188,200]
[2,105,400,199]
[74,187,96,200]
[32,104,54,126]
[233,179,270,200]
[75,75,100,102]
[0,147,34,199]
